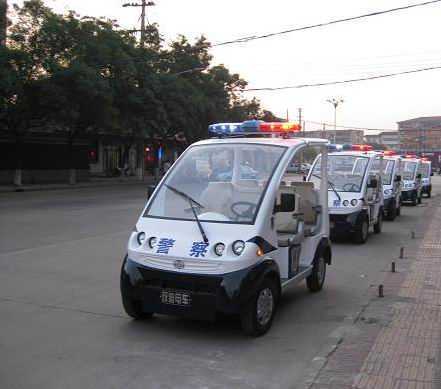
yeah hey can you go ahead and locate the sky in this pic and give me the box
[11,0,441,133]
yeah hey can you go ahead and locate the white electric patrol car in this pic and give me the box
[308,145,384,244]
[419,158,432,198]
[372,151,402,221]
[120,120,332,336]
[400,155,422,206]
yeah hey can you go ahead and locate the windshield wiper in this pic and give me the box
[311,173,341,201]
[164,184,209,244]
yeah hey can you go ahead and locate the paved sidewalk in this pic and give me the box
[0,175,156,193]
[309,196,441,389]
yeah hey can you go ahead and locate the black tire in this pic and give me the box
[121,294,153,320]
[374,210,383,234]
[306,255,326,292]
[417,194,422,204]
[428,190,431,198]
[354,216,369,244]
[240,278,278,337]
[386,200,396,221]
[396,203,401,216]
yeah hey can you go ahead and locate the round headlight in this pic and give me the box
[343,200,349,206]
[232,240,245,256]
[214,243,225,256]
[148,236,157,248]
[350,199,358,206]
[137,232,146,246]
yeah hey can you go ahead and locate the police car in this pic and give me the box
[400,155,422,206]
[120,120,332,336]
[308,145,384,244]
[372,151,402,221]
[419,157,432,198]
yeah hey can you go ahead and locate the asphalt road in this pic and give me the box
[1,178,439,389]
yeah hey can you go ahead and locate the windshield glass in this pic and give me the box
[371,159,395,185]
[311,154,369,192]
[144,144,286,224]
[419,163,430,178]
[402,161,417,180]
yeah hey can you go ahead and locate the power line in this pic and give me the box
[213,0,441,47]
[242,64,441,92]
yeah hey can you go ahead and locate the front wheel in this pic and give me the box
[386,200,396,221]
[418,194,422,204]
[121,295,154,320]
[374,210,383,233]
[354,216,369,244]
[306,255,326,292]
[411,192,417,206]
[240,278,278,337]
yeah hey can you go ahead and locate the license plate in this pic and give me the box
[160,289,192,307]
[333,200,341,207]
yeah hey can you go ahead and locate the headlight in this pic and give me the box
[148,236,157,248]
[214,242,225,256]
[137,232,146,246]
[384,189,393,196]
[350,199,358,206]
[342,200,349,206]
[232,240,245,256]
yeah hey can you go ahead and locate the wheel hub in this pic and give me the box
[256,288,274,326]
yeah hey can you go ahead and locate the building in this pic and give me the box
[398,116,441,168]
[379,131,399,151]
[365,134,381,145]
[302,129,364,144]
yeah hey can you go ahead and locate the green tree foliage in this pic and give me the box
[1,0,279,149]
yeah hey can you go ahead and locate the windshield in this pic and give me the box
[419,163,430,178]
[311,154,369,192]
[402,161,417,180]
[144,143,286,224]
[371,159,395,185]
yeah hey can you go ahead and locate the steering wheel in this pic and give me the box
[231,201,257,219]
[343,183,360,192]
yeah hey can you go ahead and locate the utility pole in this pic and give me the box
[298,107,303,135]
[326,98,344,143]
[122,1,155,48]
[0,0,7,47]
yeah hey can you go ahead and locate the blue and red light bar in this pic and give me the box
[351,144,373,151]
[208,120,301,136]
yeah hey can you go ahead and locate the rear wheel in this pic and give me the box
[374,210,383,233]
[386,200,396,221]
[411,192,417,206]
[306,255,326,292]
[354,216,369,244]
[396,202,401,216]
[240,278,278,337]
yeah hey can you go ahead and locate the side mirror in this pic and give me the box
[395,175,402,182]
[275,193,296,213]
[417,173,422,180]
[367,177,378,189]
[147,184,156,198]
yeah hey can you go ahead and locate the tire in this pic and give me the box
[306,254,326,292]
[240,278,278,337]
[428,190,431,199]
[374,210,383,234]
[417,194,422,204]
[354,216,369,244]
[386,200,396,221]
[396,203,401,216]
[121,294,154,320]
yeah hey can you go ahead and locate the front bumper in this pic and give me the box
[120,257,278,320]
[330,211,362,234]
[401,189,417,202]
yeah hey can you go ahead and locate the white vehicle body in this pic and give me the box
[120,126,332,336]
[308,150,384,244]
[400,157,422,205]
[419,160,432,198]
[372,154,402,220]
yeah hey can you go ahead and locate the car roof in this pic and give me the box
[192,137,328,149]
[328,151,378,158]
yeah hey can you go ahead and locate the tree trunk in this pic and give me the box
[14,135,23,187]
[136,140,144,181]
[68,135,77,185]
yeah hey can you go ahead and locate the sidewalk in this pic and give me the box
[0,175,156,193]
[309,195,441,389]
